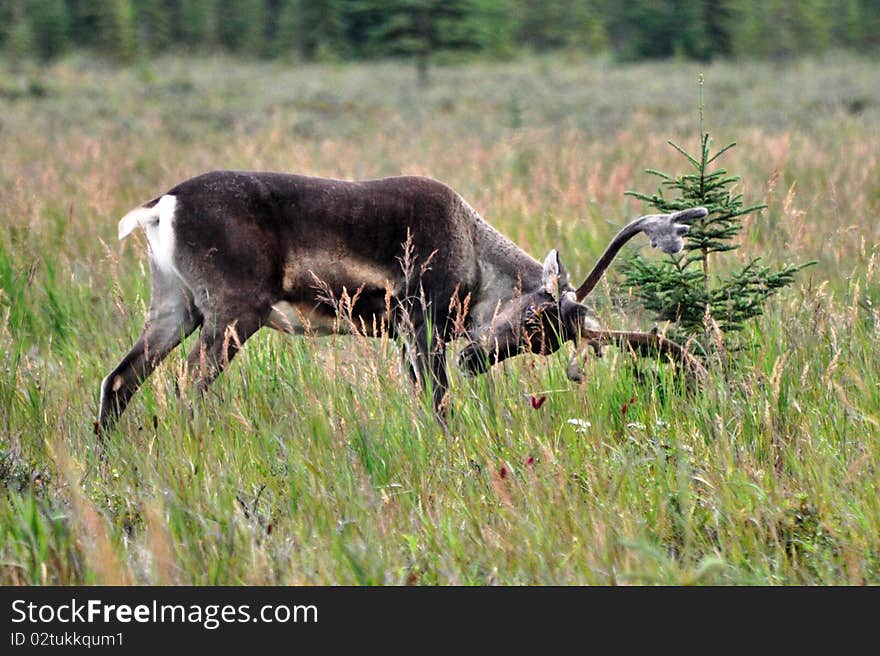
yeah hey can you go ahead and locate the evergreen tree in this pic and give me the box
[703,0,732,57]
[603,0,708,60]
[725,0,835,59]
[793,0,832,52]
[836,0,864,48]
[274,0,343,60]
[620,81,812,349]
[241,0,270,57]
[97,0,139,62]
[860,0,880,49]
[66,0,103,50]
[303,0,348,60]
[274,0,301,58]
[28,0,69,60]
[2,0,876,65]
[518,0,606,53]
[0,3,12,50]
[215,0,268,55]
[6,2,35,64]
[467,0,517,59]
[178,0,216,49]
[215,0,249,52]
[356,0,491,86]
[134,0,172,54]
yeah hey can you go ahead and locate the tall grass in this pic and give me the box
[0,52,878,584]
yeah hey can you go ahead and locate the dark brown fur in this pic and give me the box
[98,171,703,430]
[169,172,480,330]
[99,171,561,428]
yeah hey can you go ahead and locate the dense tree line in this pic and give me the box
[2,0,878,65]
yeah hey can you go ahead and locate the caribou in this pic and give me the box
[98,170,705,429]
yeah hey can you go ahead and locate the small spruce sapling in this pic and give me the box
[620,77,812,352]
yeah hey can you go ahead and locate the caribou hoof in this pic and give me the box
[566,356,585,383]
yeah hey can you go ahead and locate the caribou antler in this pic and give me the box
[574,207,708,301]
[566,328,708,383]
[568,208,709,383]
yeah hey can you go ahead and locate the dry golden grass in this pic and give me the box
[1,52,879,584]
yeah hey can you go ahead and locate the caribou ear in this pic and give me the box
[542,249,569,299]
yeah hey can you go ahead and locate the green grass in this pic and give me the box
[1,52,879,584]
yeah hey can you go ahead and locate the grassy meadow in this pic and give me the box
[1,52,879,585]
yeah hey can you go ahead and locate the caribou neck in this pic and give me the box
[468,207,542,327]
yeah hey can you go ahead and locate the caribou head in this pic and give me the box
[458,207,708,376]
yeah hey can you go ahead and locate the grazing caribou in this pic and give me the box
[98,170,705,429]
